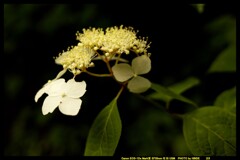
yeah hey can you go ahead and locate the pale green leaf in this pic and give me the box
[183,106,236,156]
[148,82,198,107]
[84,98,122,156]
[112,63,134,82]
[132,55,151,75]
[127,76,151,93]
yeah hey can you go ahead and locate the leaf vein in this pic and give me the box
[192,117,236,152]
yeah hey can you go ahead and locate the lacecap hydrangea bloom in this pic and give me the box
[35,25,152,116]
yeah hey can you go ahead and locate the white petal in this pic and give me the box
[42,96,62,115]
[35,87,46,102]
[59,97,82,116]
[112,63,134,82]
[34,80,55,102]
[132,55,151,75]
[65,79,86,98]
[46,78,66,96]
[127,76,151,93]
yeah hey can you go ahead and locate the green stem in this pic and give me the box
[94,50,103,60]
[105,59,113,74]
[115,84,125,100]
[95,50,113,75]
[114,53,122,65]
[84,70,112,77]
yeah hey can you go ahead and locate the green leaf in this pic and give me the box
[183,106,236,156]
[208,44,236,73]
[148,78,199,107]
[205,15,236,46]
[127,76,151,93]
[112,63,134,82]
[214,87,236,114]
[84,98,122,156]
[191,4,205,14]
[168,77,200,94]
[206,16,236,73]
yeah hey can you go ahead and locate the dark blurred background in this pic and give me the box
[4,4,236,156]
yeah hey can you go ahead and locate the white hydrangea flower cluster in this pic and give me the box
[35,25,152,116]
[76,25,150,55]
[55,43,95,75]
[76,28,104,49]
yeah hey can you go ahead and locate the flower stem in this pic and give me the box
[104,58,113,74]
[84,70,112,77]
[115,53,122,65]
[115,84,125,100]
[94,50,113,75]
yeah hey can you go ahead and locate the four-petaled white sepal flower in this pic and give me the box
[112,55,151,93]
[35,78,86,116]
